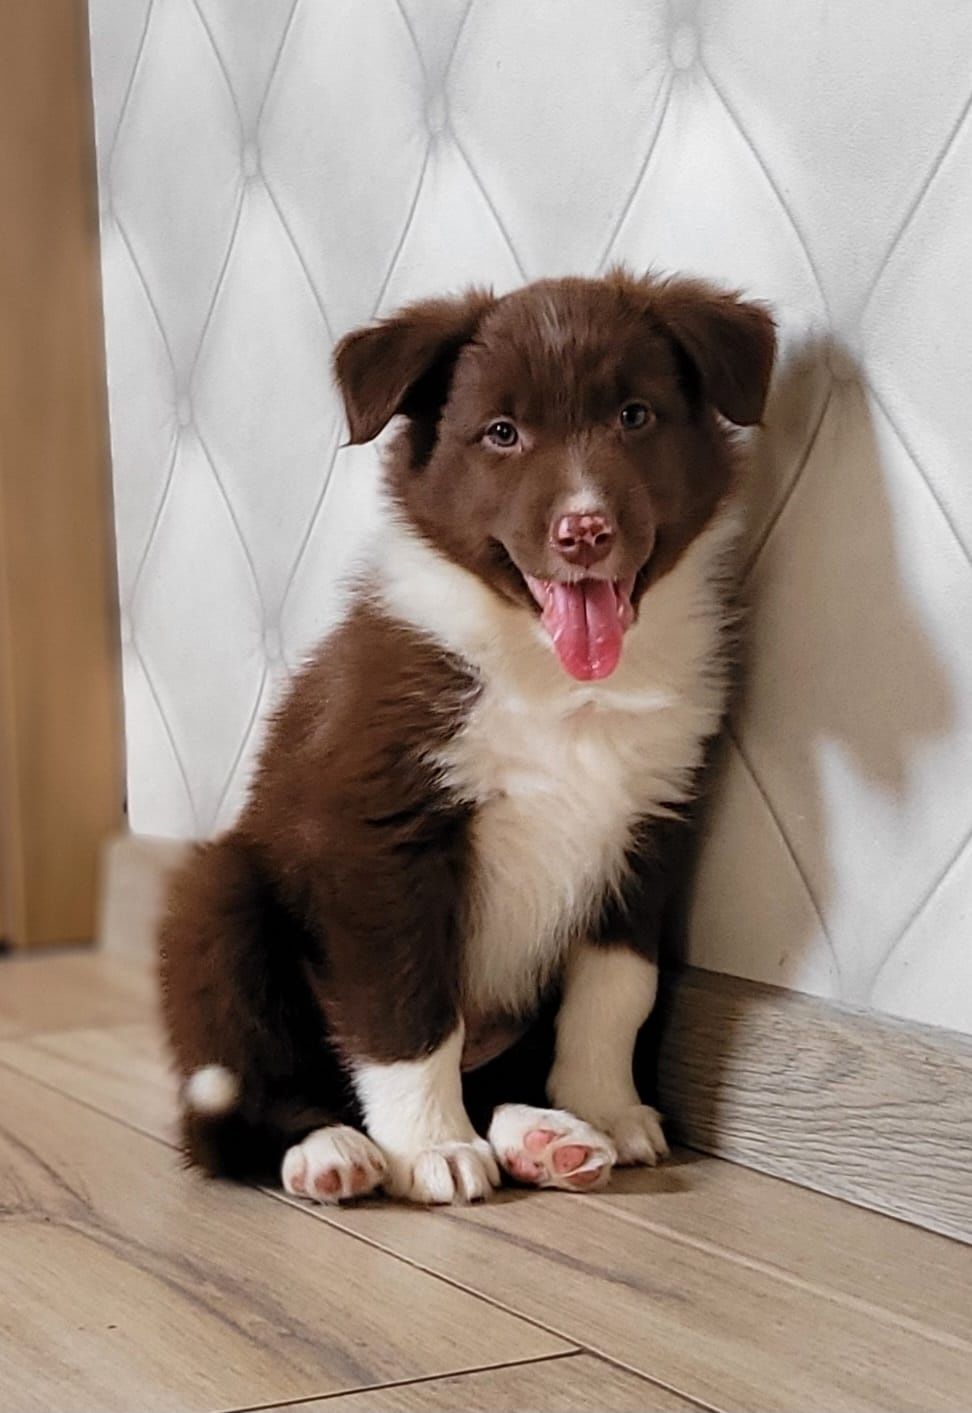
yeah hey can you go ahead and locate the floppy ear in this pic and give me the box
[651,277,777,426]
[333,288,496,445]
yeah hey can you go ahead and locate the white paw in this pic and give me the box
[607,1104,669,1166]
[282,1125,387,1204]
[383,1137,500,1205]
[487,1104,616,1192]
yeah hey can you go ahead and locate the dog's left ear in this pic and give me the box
[333,289,496,445]
[650,278,777,426]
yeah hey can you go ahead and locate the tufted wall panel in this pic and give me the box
[90,0,972,1034]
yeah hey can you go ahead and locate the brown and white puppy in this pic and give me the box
[160,269,775,1205]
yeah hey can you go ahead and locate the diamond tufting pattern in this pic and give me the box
[90,0,972,1033]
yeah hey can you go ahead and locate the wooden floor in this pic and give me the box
[1,951,969,1413]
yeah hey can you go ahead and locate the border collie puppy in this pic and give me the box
[160,269,775,1205]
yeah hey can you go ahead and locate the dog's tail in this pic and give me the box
[159,831,344,1181]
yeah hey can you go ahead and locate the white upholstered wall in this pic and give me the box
[90,0,972,1035]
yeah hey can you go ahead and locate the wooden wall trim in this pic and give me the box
[0,0,123,947]
[659,966,972,1244]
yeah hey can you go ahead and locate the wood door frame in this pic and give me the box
[0,0,122,948]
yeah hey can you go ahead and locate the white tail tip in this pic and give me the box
[184,1064,240,1116]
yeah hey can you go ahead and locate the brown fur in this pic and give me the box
[337,270,774,610]
[159,269,775,1180]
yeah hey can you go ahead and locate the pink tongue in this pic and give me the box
[543,580,624,680]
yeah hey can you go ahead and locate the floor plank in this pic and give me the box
[588,1157,972,1346]
[7,1018,970,1356]
[271,1354,700,1411]
[4,980,972,1411]
[0,1021,177,1140]
[0,950,155,1037]
[0,1067,569,1413]
[322,1188,972,1412]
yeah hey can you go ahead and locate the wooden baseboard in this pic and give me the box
[659,966,972,1243]
[102,833,972,1242]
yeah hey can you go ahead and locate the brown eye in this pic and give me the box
[620,401,652,430]
[484,420,519,449]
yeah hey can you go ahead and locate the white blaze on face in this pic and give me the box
[531,460,636,682]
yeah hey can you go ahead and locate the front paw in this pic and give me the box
[488,1103,616,1192]
[607,1104,669,1166]
[383,1137,500,1204]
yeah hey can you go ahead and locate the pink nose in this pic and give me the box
[552,511,616,567]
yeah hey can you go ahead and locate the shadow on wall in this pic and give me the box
[649,332,955,1144]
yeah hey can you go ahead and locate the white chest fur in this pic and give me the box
[373,505,740,1017]
[447,679,708,1015]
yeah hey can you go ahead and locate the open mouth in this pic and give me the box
[523,573,635,681]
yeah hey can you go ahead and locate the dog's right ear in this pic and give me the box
[333,289,496,445]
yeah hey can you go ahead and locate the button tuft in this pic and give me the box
[426,91,449,137]
[670,24,698,70]
[827,346,858,384]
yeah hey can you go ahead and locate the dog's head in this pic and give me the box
[335,270,775,681]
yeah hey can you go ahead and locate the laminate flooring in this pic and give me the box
[1,950,968,1413]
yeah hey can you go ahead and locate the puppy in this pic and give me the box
[159,268,775,1204]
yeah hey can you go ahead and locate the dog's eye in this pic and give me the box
[484,420,519,449]
[619,401,652,430]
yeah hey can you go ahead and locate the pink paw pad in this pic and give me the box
[312,1167,342,1197]
[487,1106,616,1192]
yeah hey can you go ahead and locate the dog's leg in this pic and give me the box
[314,835,499,1204]
[547,942,669,1165]
[354,1024,499,1204]
[460,1010,613,1192]
[161,833,364,1186]
[541,811,696,1165]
